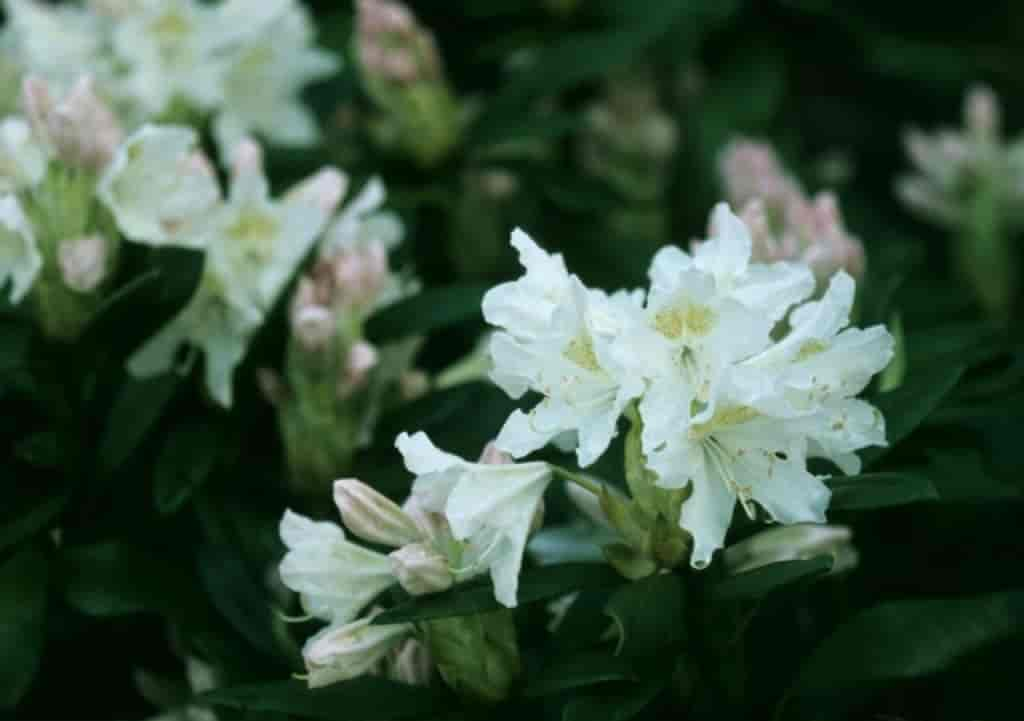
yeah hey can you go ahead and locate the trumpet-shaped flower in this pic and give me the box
[2,0,104,90]
[302,614,413,688]
[127,136,339,406]
[485,230,646,466]
[0,116,47,192]
[0,193,41,303]
[97,124,220,248]
[278,509,397,626]
[396,431,552,607]
[212,0,339,155]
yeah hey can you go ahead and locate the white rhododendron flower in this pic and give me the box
[127,135,340,406]
[0,116,47,192]
[484,205,892,569]
[212,0,339,154]
[278,509,397,626]
[396,431,552,608]
[301,614,413,688]
[2,0,104,90]
[98,124,220,248]
[484,230,645,466]
[0,193,41,303]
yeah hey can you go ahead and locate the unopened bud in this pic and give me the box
[286,167,348,216]
[722,523,858,576]
[402,495,448,541]
[399,369,430,401]
[23,75,123,171]
[334,478,423,547]
[333,244,389,309]
[966,84,1000,140]
[389,638,432,686]
[303,616,412,688]
[58,234,108,292]
[344,340,379,388]
[231,137,264,181]
[292,304,335,351]
[390,542,454,596]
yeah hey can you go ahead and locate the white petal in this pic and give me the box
[694,203,751,283]
[679,456,736,569]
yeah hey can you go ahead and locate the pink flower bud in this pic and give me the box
[334,478,423,547]
[58,234,108,292]
[291,304,335,351]
[401,495,448,541]
[332,244,390,309]
[344,340,379,388]
[389,542,454,596]
[389,638,432,686]
[22,75,123,171]
[231,137,264,182]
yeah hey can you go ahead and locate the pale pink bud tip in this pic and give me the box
[966,84,1000,138]
[333,478,422,547]
[288,168,348,216]
[58,234,108,292]
[389,542,454,596]
[478,441,513,466]
[292,305,335,351]
[231,137,264,180]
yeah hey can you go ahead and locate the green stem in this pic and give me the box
[551,465,603,496]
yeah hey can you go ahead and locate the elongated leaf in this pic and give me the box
[862,364,965,466]
[365,284,487,343]
[925,450,1019,502]
[563,680,665,721]
[708,557,833,602]
[605,574,686,659]
[0,545,47,708]
[375,563,623,624]
[153,419,220,514]
[523,652,638,697]
[97,374,181,476]
[202,677,451,721]
[781,591,1024,718]
[0,488,69,558]
[827,472,938,510]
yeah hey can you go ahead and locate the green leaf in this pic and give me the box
[0,545,48,709]
[925,450,1020,502]
[0,488,70,558]
[201,678,452,721]
[604,573,686,659]
[364,284,487,343]
[563,680,665,721]
[0,319,30,374]
[97,373,181,476]
[780,591,1024,718]
[523,652,639,697]
[862,363,965,466]
[707,557,833,602]
[153,419,220,514]
[62,541,201,620]
[14,430,67,470]
[827,472,939,510]
[375,563,623,624]
[528,522,618,565]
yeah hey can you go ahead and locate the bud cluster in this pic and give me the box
[717,138,866,288]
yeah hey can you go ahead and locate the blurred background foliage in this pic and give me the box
[2,1,1024,720]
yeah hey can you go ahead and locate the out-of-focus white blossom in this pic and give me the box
[98,124,220,248]
[0,193,41,302]
[0,115,47,192]
[127,134,340,406]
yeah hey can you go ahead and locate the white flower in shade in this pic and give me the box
[98,125,220,248]
[302,614,413,688]
[396,431,552,608]
[482,228,572,342]
[0,116,47,192]
[212,0,339,155]
[321,177,404,257]
[485,230,647,466]
[0,194,41,303]
[127,137,340,406]
[108,0,224,118]
[278,509,397,626]
[2,0,105,89]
